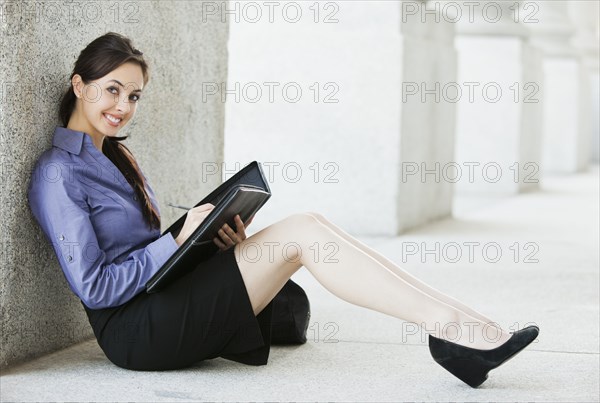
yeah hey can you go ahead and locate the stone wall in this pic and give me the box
[0,1,229,368]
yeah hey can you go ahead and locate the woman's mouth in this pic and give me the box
[103,113,123,127]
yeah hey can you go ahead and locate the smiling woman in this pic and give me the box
[57,33,159,232]
[28,32,275,370]
[27,31,540,387]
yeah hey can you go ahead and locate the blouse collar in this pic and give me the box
[52,126,94,155]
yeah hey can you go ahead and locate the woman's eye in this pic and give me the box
[107,86,140,102]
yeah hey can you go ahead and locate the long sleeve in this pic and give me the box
[27,167,180,310]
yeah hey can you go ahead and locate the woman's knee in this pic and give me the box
[286,211,326,226]
[303,211,329,223]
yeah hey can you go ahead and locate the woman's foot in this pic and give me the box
[431,313,514,351]
[428,325,540,388]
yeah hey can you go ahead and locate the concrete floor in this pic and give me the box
[2,167,599,402]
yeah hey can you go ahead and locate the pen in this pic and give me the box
[167,202,192,211]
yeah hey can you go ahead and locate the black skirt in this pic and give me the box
[82,246,274,371]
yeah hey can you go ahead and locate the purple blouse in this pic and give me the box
[27,126,179,309]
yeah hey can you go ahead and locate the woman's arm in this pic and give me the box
[27,168,179,310]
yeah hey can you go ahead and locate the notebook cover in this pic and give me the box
[145,161,271,293]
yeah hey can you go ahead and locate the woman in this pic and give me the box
[27,32,539,388]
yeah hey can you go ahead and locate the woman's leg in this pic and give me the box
[302,212,499,327]
[233,212,512,350]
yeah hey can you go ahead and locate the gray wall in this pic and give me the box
[0,1,229,368]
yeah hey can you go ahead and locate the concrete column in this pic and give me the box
[568,1,600,163]
[396,0,458,231]
[225,2,400,235]
[453,0,543,196]
[529,1,591,173]
[2,3,228,368]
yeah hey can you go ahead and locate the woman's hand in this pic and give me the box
[213,214,254,251]
[174,203,215,247]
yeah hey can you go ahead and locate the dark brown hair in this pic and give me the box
[59,32,160,230]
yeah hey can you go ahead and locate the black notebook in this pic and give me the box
[145,161,271,293]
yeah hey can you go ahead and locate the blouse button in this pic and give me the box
[66,255,73,262]
[59,234,65,241]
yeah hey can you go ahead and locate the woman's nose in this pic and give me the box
[116,94,131,113]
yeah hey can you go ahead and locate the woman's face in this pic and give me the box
[71,62,144,140]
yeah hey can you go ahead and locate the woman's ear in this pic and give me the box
[71,74,83,99]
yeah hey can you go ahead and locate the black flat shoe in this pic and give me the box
[428,325,539,388]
